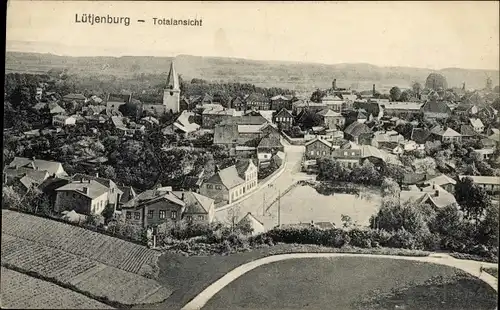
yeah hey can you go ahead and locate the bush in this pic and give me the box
[348,228,373,248]
[387,229,418,250]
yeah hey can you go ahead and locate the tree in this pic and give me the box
[413,157,437,175]
[99,165,117,180]
[350,160,382,186]
[290,126,303,138]
[381,177,401,198]
[454,177,491,222]
[118,101,139,118]
[389,86,402,101]
[101,204,115,224]
[310,89,326,103]
[425,73,448,90]
[399,89,415,102]
[412,82,422,97]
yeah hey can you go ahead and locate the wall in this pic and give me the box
[200,183,229,204]
[281,131,306,145]
[55,190,91,215]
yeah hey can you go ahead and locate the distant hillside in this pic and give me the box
[5,51,499,92]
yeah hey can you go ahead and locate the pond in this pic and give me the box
[272,185,381,227]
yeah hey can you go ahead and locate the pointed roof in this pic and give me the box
[166,62,179,90]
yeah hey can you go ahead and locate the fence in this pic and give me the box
[281,131,306,145]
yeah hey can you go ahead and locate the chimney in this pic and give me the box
[181,193,185,201]
[435,190,439,197]
[372,84,376,96]
[82,187,89,195]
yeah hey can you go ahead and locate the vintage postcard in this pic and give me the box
[3,1,499,309]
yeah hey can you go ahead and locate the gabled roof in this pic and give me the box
[421,100,452,114]
[258,134,282,149]
[8,157,64,176]
[317,109,342,117]
[172,191,214,214]
[205,166,245,189]
[235,158,256,178]
[71,173,121,193]
[460,125,478,137]
[117,185,137,204]
[305,138,332,148]
[238,212,264,228]
[430,126,461,137]
[344,122,371,138]
[55,180,109,199]
[275,108,293,119]
[424,174,456,186]
[470,118,484,128]
[410,128,431,144]
[246,93,268,102]
[48,102,66,114]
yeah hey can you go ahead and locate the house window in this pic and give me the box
[148,210,154,218]
[232,192,235,200]
[215,185,222,190]
[322,151,326,156]
[186,215,192,221]
[126,212,131,219]
[344,151,347,156]
[207,184,213,189]
[171,211,177,220]
[72,193,76,198]
[310,151,314,155]
[198,215,204,221]
[159,210,166,219]
[134,212,140,220]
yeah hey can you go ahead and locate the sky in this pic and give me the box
[6,1,500,70]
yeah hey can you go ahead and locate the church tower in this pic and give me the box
[163,61,180,113]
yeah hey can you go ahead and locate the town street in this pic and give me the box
[215,139,313,228]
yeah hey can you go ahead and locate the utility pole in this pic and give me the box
[278,189,281,227]
[263,193,266,216]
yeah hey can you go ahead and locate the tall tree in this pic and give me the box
[454,177,491,222]
[425,73,448,90]
[389,86,402,101]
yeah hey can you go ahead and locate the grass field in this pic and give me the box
[1,210,171,307]
[202,257,498,310]
[132,244,430,310]
[1,267,112,309]
[275,185,381,227]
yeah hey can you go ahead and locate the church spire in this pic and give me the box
[166,61,179,90]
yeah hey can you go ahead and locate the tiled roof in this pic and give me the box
[410,128,431,144]
[421,100,452,114]
[55,180,109,199]
[214,124,239,144]
[238,212,264,227]
[317,109,342,117]
[430,126,461,137]
[258,134,282,149]
[210,166,245,189]
[8,157,64,176]
[459,175,500,185]
[48,102,66,114]
[238,124,265,134]
[344,122,371,138]
[171,191,213,214]
[424,174,456,186]
[382,102,422,110]
[63,93,86,100]
[460,125,477,136]
[305,138,332,148]
[271,95,290,101]
[470,118,484,128]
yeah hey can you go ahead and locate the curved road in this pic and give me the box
[215,140,312,228]
[182,253,498,310]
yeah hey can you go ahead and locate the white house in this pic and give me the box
[470,118,484,133]
[52,115,76,127]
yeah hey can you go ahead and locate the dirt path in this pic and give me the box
[181,252,498,310]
